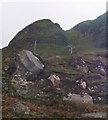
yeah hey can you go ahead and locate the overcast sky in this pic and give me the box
[1,0,107,48]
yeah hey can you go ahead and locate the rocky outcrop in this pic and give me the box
[69,56,106,76]
[7,50,44,80]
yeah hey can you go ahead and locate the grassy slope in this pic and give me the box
[2,53,107,118]
[2,41,107,118]
[65,29,98,53]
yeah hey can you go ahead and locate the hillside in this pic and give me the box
[2,51,107,118]
[65,29,95,53]
[8,19,67,48]
[73,12,107,48]
[3,19,97,59]
[2,12,107,59]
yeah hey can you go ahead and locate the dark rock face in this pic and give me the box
[8,50,44,80]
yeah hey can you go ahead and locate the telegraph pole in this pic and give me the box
[67,44,75,55]
[70,45,73,54]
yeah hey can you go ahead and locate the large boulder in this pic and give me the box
[8,50,44,80]
[63,93,93,104]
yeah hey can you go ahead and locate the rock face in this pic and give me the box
[8,50,44,80]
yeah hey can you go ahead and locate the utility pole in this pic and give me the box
[68,45,73,54]
[67,44,75,55]
[34,40,36,55]
[70,45,73,54]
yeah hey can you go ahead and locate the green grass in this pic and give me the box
[2,42,103,60]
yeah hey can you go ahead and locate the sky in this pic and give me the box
[0,0,107,48]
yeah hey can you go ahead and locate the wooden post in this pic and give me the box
[34,40,36,54]
[70,46,73,54]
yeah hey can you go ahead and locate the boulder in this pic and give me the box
[48,74,60,88]
[63,93,93,104]
[80,80,87,89]
[8,50,44,80]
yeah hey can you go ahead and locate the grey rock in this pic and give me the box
[63,93,93,104]
[8,50,44,80]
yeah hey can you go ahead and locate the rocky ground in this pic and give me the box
[2,52,108,118]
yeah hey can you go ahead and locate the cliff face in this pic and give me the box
[73,12,107,48]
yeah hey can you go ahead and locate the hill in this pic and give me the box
[8,19,67,48]
[73,12,107,48]
[3,12,107,59]
[3,19,68,58]
[3,21,96,59]
[65,29,95,53]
